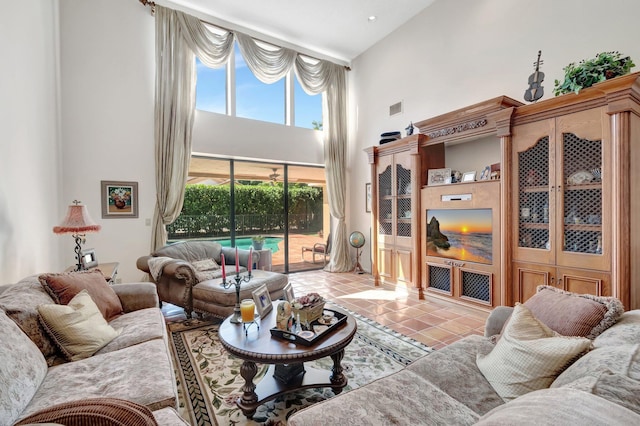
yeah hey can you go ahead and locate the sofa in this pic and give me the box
[289,287,640,425]
[137,240,287,318]
[0,272,188,426]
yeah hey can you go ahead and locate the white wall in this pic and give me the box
[58,0,156,282]
[348,0,640,272]
[0,0,61,283]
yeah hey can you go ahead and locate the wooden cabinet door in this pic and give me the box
[513,261,555,303]
[376,155,394,245]
[554,108,610,271]
[396,248,413,285]
[556,267,611,297]
[378,246,394,280]
[511,119,556,265]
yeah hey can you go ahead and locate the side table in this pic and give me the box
[218,302,356,419]
[65,262,120,284]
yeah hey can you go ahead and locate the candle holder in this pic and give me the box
[220,271,253,324]
[243,319,260,336]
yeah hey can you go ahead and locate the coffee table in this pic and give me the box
[218,301,357,418]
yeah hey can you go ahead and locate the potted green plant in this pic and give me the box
[251,235,265,250]
[553,51,635,96]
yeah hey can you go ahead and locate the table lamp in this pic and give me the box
[53,200,101,271]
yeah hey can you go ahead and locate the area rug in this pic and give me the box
[168,303,433,425]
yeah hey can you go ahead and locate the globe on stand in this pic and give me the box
[349,231,365,274]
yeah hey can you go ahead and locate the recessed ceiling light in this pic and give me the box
[368,16,377,22]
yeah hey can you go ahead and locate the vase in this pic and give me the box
[114,199,126,209]
[252,241,264,250]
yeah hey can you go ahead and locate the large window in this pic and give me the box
[235,44,285,125]
[194,42,323,129]
[294,74,322,129]
[195,57,226,114]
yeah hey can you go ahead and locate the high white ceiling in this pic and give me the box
[168,0,436,63]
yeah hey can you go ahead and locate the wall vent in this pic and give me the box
[389,101,403,116]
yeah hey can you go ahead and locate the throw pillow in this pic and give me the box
[15,398,158,426]
[524,285,624,339]
[191,258,219,271]
[38,290,121,361]
[39,269,124,321]
[476,303,591,401]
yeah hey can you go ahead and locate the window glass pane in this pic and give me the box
[195,57,226,114]
[294,76,322,129]
[235,44,285,124]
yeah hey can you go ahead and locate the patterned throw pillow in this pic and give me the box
[0,276,63,364]
[39,269,124,321]
[477,303,591,401]
[191,258,219,271]
[38,290,121,361]
[524,285,624,339]
[15,398,158,426]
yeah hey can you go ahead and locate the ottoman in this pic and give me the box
[192,270,288,318]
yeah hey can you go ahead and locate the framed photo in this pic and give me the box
[252,284,273,318]
[479,166,491,181]
[428,168,452,186]
[283,282,295,302]
[462,171,476,182]
[80,248,98,269]
[365,183,372,213]
[101,180,139,218]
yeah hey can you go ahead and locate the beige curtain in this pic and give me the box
[151,7,196,250]
[152,6,351,271]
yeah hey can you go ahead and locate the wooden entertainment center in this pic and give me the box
[365,72,640,311]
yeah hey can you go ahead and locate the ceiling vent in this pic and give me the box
[389,101,403,116]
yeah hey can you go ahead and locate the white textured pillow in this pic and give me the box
[191,258,219,271]
[38,290,121,361]
[477,303,591,401]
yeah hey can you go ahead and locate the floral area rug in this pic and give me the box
[168,303,433,425]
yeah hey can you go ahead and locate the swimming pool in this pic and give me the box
[214,237,282,253]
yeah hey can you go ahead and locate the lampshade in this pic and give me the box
[53,200,101,235]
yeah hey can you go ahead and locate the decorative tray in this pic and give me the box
[270,309,347,346]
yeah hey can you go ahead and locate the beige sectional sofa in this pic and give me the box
[289,289,640,425]
[0,275,188,426]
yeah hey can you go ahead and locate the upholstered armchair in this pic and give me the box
[136,241,258,318]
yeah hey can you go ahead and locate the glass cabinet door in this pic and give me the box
[560,132,603,255]
[378,163,393,236]
[517,136,551,250]
[396,163,412,238]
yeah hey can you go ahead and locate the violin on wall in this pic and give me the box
[524,50,544,102]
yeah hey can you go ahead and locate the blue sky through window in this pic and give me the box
[195,45,322,130]
[235,44,284,124]
[195,58,226,114]
[295,75,322,129]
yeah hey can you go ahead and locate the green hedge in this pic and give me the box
[168,183,323,238]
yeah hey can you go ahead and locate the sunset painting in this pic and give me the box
[426,208,492,264]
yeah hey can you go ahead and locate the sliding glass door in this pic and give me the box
[168,157,327,273]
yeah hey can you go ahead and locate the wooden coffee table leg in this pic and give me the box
[329,349,347,394]
[237,360,259,418]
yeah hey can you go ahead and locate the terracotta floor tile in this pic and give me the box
[163,270,490,348]
[398,317,431,332]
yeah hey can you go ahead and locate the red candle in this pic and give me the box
[248,247,253,273]
[221,253,226,281]
[235,247,239,274]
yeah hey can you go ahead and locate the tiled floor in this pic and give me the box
[162,269,490,349]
